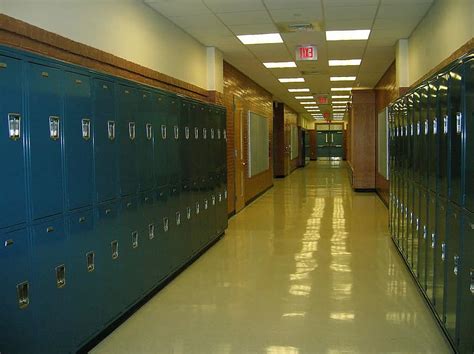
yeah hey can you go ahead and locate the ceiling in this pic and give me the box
[144,0,434,121]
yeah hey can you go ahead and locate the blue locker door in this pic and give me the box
[465,59,474,213]
[0,54,27,229]
[31,217,72,353]
[0,227,36,354]
[27,62,64,220]
[438,74,449,198]
[426,193,437,304]
[67,209,100,347]
[138,90,154,192]
[168,95,181,183]
[434,198,448,320]
[64,72,93,210]
[168,184,184,270]
[154,93,169,187]
[95,202,124,325]
[117,85,138,196]
[412,186,420,275]
[418,188,428,289]
[140,191,159,292]
[93,79,118,202]
[156,185,173,277]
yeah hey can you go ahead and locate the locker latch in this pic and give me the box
[453,255,459,276]
[185,127,190,140]
[86,252,95,272]
[131,231,139,249]
[219,193,222,202]
[161,125,167,140]
[111,240,119,260]
[470,269,474,294]
[187,207,191,220]
[7,113,21,141]
[203,128,207,140]
[423,225,427,240]
[129,122,136,140]
[149,224,155,240]
[223,129,227,140]
[217,129,221,140]
[441,242,446,261]
[49,116,60,140]
[225,190,228,200]
[410,123,414,136]
[194,127,199,139]
[431,233,436,249]
[82,118,91,140]
[174,125,179,140]
[16,281,29,309]
[195,202,200,215]
[55,264,66,288]
[146,123,153,141]
[163,217,169,232]
[416,121,421,136]
[433,118,438,135]
[443,115,448,134]
[456,112,462,134]
[416,218,419,231]
[204,199,208,210]
[107,121,116,141]
[212,195,216,205]
[176,212,181,226]
[424,120,429,135]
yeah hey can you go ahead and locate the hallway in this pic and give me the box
[91,162,452,354]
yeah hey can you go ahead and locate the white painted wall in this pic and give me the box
[0,0,210,90]
[408,0,473,85]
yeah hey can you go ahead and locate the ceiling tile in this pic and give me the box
[228,23,278,35]
[281,32,326,46]
[203,0,266,13]
[325,18,374,30]
[325,5,377,20]
[217,11,273,25]
[146,0,211,17]
[323,0,379,6]
[377,3,433,19]
[168,14,223,29]
[327,43,365,59]
[269,7,322,22]
[263,0,322,10]
[250,44,293,62]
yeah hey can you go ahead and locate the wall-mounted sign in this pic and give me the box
[296,45,317,61]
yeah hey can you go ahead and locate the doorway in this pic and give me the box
[233,96,245,212]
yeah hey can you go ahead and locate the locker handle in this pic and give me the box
[146,123,153,141]
[335,145,342,148]
[127,202,132,208]
[217,129,221,140]
[195,202,200,215]
[433,118,438,135]
[456,112,462,134]
[111,240,119,259]
[443,115,448,134]
[86,252,95,272]
[431,233,436,249]
[161,125,167,139]
[187,207,191,220]
[16,282,29,309]
[470,269,474,294]
[107,121,116,141]
[212,195,216,206]
[129,122,136,140]
[4,239,14,247]
[453,255,459,276]
[224,129,227,140]
[49,116,60,140]
[219,193,222,202]
[163,217,169,232]
[174,125,179,139]
[56,264,66,288]
[325,135,328,143]
[203,128,207,140]
[46,226,54,233]
[0,62,7,69]
[204,199,208,210]
[194,127,199,139]
[131,231,138,249]
[423,225,427,240]
[7,113,21,141]
[225,190,228,199]
[416,121,421,136]
[79,216,86,223]
[211,128,215,139]
[105,208,111,215]
[424,119,429,135]
[176,212,181,226]
[331,134,334,143]
[185,126,190,140]
[441,242,446,261]
[148,224,155,240]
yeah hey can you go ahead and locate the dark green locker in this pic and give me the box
[31,216,72,353]
[445,203,462,340]
[0,227,36,354]
[316,131,330,158]
[93,78,118,203]
[154,93,169,187]
[412,186,420,275]
[67,209,101,346]
[413,91,422,185]
[407,181,414,267]
[180,99,191,183]
[458,211,474,353]
[448,65,464,206]
[190,180,203,253]
[138,90,155,192]
[63,71,94,210]
[139,191,158,293]
[117,85,138,196]
[420,85,430,188]
[428,82,438,193]
[189,102,200,182]
[418,188,429,289]
[434,198,448,320]
[426,192,437,303]
[168,95,181,183]
[27,62,64,220]
[0,54,27,229]
[156,185,173,275]
[168,184,184,270]
[465,58,474,213]
[438,74,450,198]
[402,180,409,259]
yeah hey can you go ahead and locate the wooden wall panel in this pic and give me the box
[273,102,286,177]
[223,62,273,211]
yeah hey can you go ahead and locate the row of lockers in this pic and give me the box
[389,52,473,354]
[0,46,226,231]
[0,45,228,353]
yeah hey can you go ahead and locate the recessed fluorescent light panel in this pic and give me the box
[288,88,310,92]
[263,61,296,68]
[279,78,305,83]
[307,110,319,112]
[332,95,350,99]
[295,96,314,99]
[331,87,352,91]
[237,33,283,45]
[328,59,362,66]
[304,106,319,109]
[301,101,316,105]
[326,30,370,41]
[330,76,356,81]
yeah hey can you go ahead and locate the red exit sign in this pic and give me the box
[315,94,329,104]
[296,45,317,61]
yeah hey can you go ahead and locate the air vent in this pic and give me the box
[277,21,323,33]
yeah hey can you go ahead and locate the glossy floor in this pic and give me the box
[91,162,452,354]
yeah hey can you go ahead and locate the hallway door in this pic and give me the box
[233,97,245,212]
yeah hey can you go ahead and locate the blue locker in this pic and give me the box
[93,78,118,202]
[67,209,101,346]
[428,82,438,193]
[154,93,169,187]
[155,185,173,276]
[117,84,138,196]
[31,216,72,353]
[426,192,437,304]
[0,227,36,354]
[63,71,94,210]
[465,58,474,213]
[138,90,154,192]
[168,184,184,270]
[168,95,181,183]
[139,191,159,292]
[180,99,191,183]
[95,202,124,325]
[411,185,420,275]
[418,188,428,289]
[434,198,448,320]
[27,62,64,220]
[190,179,203,253]
[0,54,28,229]
[438,74,450,198]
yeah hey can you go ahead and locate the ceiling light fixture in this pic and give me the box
[263,61,297,68]
[331,87,352,91]
[301,101,316,105]
[332,95,350,99]
[328,59,362,66]
[279,78,305,83]
[330,76,356,81]
[288,88,310,92]
[295,96,314,99]
[326,30,370,41]
[304,106,319,109]
[237,33,283,45]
